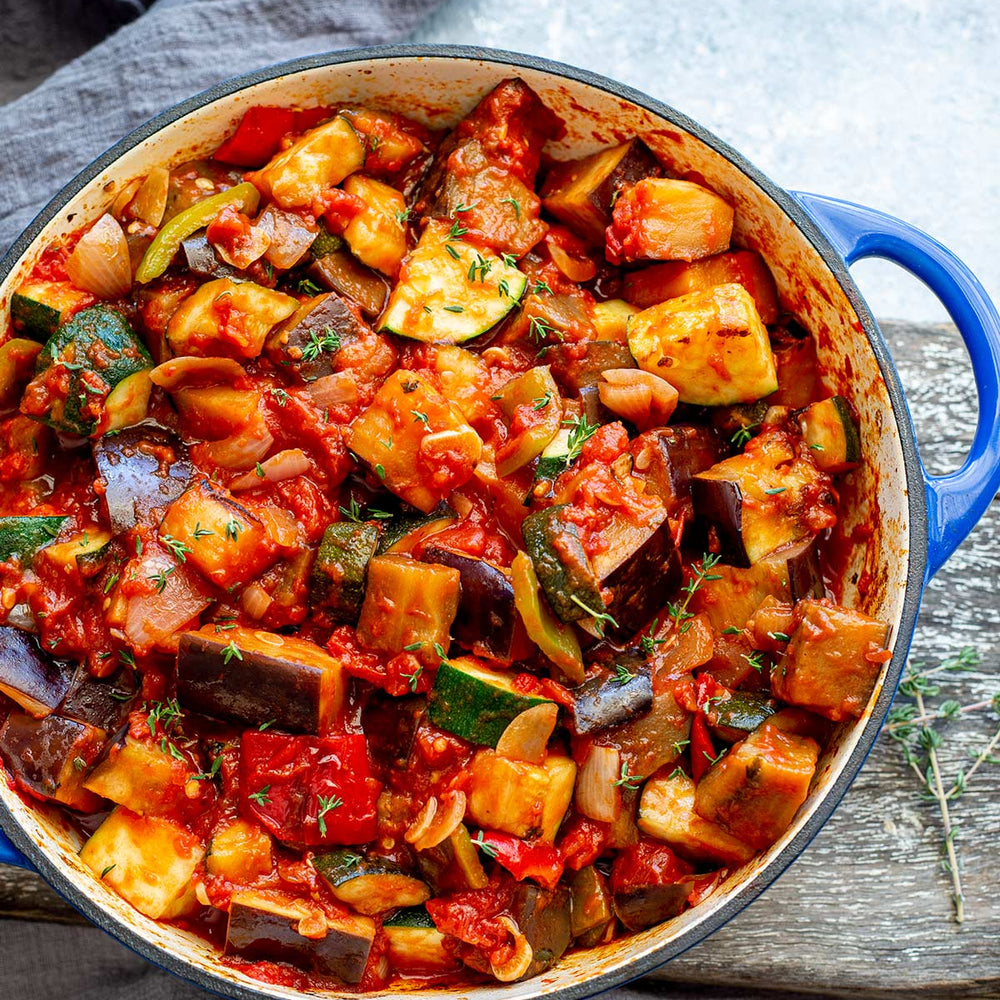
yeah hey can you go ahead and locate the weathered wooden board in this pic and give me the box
[1,320,997,998]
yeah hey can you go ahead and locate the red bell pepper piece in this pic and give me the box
[689,708,716,783]
[609,837,695,895]
[293,106,338,132]
[478,832,564,890]
[239,731,380,846]
[557,813,611,871]
[214,106,296,168]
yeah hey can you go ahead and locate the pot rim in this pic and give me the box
[0,42,928,1000]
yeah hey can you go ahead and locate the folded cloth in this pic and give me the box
[0,0,444,252]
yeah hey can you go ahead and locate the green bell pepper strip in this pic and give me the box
[134,181,261,283]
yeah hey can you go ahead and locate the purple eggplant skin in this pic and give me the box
[603,524,682,641]
[92,423,193,533]
[546,341,636,394]
[225,895,374,984]
[0,711,105,809]
[632,425,722,520]
[361,692,425,780]
[181,234,246,281]
[421,545,520,663]
[613,882,690,931]
[265,293,365,383]
[59,664,137,731]
[577,385,613,427]
[0,626,73,718]
[590,137,663,215]
[510,884,573,979]
[176,630,327,733]
[689,477,749,567]
[788,543,825,601]
[573,665,653,735]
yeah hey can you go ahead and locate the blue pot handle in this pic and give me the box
[0,826,32,869]
[791,191,1000,583]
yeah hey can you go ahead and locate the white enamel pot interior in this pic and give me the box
[0,45,925,1000]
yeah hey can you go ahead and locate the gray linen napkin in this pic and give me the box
[0,2,444,995]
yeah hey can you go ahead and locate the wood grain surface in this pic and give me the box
[1,319,997,997]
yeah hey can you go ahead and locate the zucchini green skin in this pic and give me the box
[0,516,67,563]
[383,906,436,929]
[797,395,861,472]
[427,657,553,747]
[311,522,381,623]
[375,502,454,555]
[11,281,92,342]
[707,691,777,742]
[34,307,153,436]
[314,850,430,914]
[534,428,573,482]
[521,505,603,623]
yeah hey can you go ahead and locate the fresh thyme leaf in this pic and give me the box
[222,639,243,664]
[613,662,635,685]
[248,784,271,806]
[470,831,498,858]
[301,326,341,363]
[316,794,343,836]
[147,567,174,594]
[532,392,552,411]
[501,196,521,219]
[225,518,243,541]
[613,762,643,791]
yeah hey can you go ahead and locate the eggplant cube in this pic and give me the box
[542,138,663,245]
[773,598,889,721]
[265,292,365,383]
[638,770,755,867]
[160,479,279,590]
[573,667,653,735]
[694,720,819,851]
[59,663,137,731]
[0,626,72,718]
[0,711,105,810]
[356,554,460,664]
[510,883,572,978]
[80,806,204,919]
[83,736,191,815]
[225,888,375,984]
[93,424,193,533]
[311,521,381,624]
[177,624,347,732]
[466,750,575,843]
[631,424,722,520]
[628,283,776,406]
[348,370,483,513]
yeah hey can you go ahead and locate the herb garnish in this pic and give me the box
[665,554,722,633]
[470,831,498,858]
[248,785,271,806]
[316,794,343,836]
[301,326,341,363]
[613,762,643,791]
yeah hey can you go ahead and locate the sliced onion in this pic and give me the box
[495,703,559,765]
[405,791,467,851]
[66,213,132,299]
[259,204,319,270]
[305,371,358,409]
[124,551,212,652]
[231,448,310,491]
[548,241,596,282]
[213,221,272,269]
[490,917,534,982]
[110,178,142,219]
[241,582,273,620]
[599,368,679,431]
[131,166,170,227]
[200,407,273,469]
[576,745,622,823]
[256,506,299,548]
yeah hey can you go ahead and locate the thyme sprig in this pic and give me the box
[664,554,722,633]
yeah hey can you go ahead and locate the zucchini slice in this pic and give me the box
[311,521,381,623]
[428,656,554,747]
[380,220,527,344]
[534,427,574,483]
[796,395,861,473]
[11,280,93,341]
[314,850,430,915]
[0,515,67,563]
[376,503,456,555]
[383,907,458,973]
[341,174,408,277]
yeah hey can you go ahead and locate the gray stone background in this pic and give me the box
[2,0,998,326]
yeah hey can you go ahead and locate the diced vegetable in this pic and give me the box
[11,280,93,341]
[631,424,721,520]
[65,213,132,299]
[428,656,555,747]
[606,177,734,264]
[493,366,563,476]
[311,522,381,623]
[341,174,408,276]
[546,341,637,394]
[598,690,691,778]
[348,370,482,512]
[376,502,457,555]
[694,720,820,850]
[83,736,191,815]
[0,516,66,564]
[691,427,837,567]
[177,624,347,732]
[80,807,204,918]
[0,711,104,810]
[627,283,776,406]
[239,731,380,846]
[542,138,663,244]
[264,292,363,382]
[415,825,489,894]
[466,749,576,842]
[181,233,247,280]
[509,883,573,978]
[159,479,280,590]
[207,818,273,881]
[0,338,44,407]
[166,278,298,359]
[246,115,366,210]
[772,598,890,721]
[624,249,780,324]
[573,666,653,735]
[796,395,862,473]
[591,299,640,341]
[422,545,524,665]
[609,838,695,930]
[379,221,527,344]
[575,745,622,823]
[99,369,152,434]
[569,865,613,946]
[638,770,755,866]
[58,664,137,731]
[22,306,152,436]
[309,249,389,319]
[598,368,678,430]
[315,849,430,915]
[707,690,778,742]
[225,888,375,984]
[356,554,460,664]
[495,704,560,766]
[383,907,459,973]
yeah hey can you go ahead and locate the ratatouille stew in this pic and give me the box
[0,78,889,990]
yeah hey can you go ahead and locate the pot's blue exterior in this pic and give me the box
[0,42,999,1000]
